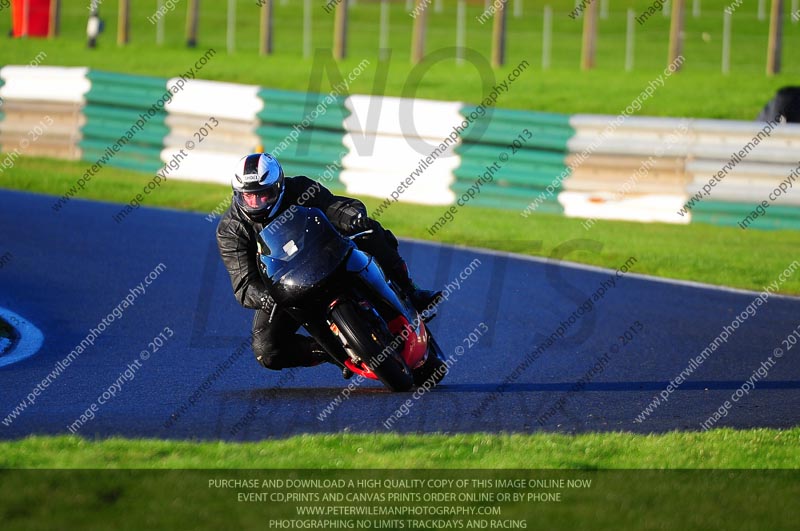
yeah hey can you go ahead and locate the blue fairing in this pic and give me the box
[347,249,414,323]
[257,207,352,289]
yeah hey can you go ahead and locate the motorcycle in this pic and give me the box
[256,206,447,392]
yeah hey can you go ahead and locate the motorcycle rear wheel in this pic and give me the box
[331,301,414,392]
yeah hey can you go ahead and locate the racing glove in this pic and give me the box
[328,199,370,234]
[349,211,371,233]
[259,292,278,322]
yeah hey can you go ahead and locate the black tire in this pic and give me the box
[413,335,448,388]
[331,301,414,392]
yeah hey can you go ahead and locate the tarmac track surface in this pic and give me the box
[1,189,798,440]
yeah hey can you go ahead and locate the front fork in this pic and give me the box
[302,317,352,369]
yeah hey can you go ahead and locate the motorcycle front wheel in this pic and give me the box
[331,301,414,392]
[412,334,448,388]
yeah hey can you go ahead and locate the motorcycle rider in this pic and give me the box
[216,153,443,374]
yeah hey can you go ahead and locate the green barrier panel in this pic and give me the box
[79,140,164,174]
[459,124,573,151]
[80,69,169,174]
[258,88,349,131]
[84,90,169,110]
[463,106,572,127]
[259,107,349,131]
[83,105,167,125]
[278,156,346,193]
[257,125,347,153]
[455,145,568,189]
[276,151,344,168]
[80,141,163,163]
[86,72,171,110]
[691,201,800,231]
[87,70,168,89]
[455,143,567,165]
[258,126,345,171]
[285,167,346,193]
[460,107,573,150]
[276,152,344,172]
[454,106,573,214]
[258,87,349,192]
[451,182,563,214]
[454,166,567,190]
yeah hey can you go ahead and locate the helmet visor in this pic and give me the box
[234,182,281,216]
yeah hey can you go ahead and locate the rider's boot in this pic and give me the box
[386,260,444,321]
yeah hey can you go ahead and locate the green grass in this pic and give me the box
[4,155,800,295]
[1,432,798,530]
[2,428,800,468]
[0,0,798,119]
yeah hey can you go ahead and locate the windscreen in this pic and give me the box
[257,206,351,288]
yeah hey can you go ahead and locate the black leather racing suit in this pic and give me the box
[216,175,412,370]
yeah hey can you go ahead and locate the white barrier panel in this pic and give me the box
[341,95,461,205]
[0,120,80,138]
[689,117,800,164]
[165,78,263,121]
[339,168,456,206]
[566,114,800,225]
[690,118,800,144]
[567,138,695,157]
[686,160,800,206]
[0,66,90,104]
[569,115,694,134]
[339,136,458,205]
[345,95,463,137]
[569,115,800,163]
[158,148,241,185]
[559,191,691,224]
[161,80,261,183]
[568,115,694,156]
[685,145,799,165]
[342,134,458,167]
[163,115,260,155]
[344,95,463,158]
